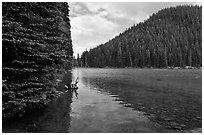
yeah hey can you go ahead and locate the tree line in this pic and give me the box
[75,5,202,68]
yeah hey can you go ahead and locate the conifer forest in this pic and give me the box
[77,5,202,68]
[2,2,73,122]
[2,3,202,133]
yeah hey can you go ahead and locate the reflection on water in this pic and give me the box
[70,68,201,132]
[3,71,74,133]
[3,68,201,133]
[33,92,73,133]
[72,89,79,98]
[69,68,174,133]
[3,93,73,133]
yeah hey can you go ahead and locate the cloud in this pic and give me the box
[98,9,109,17]
[69,2,93,17]
[70,13,119,56]
[69,2,201,57]
[70,2,122,56]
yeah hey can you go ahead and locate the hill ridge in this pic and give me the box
[77,5,201,68]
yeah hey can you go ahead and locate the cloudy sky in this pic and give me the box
[69,2,201,57]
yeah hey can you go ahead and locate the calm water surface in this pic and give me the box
[3,68,202,133]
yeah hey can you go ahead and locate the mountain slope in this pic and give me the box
[80,5,202,68]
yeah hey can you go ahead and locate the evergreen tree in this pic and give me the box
[2,2,73,121]
[80,5,202,68]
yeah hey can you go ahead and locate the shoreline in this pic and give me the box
[73,66,202,70]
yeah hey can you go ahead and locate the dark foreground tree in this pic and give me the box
[2,2,73,121]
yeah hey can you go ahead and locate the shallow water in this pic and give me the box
[68,76,170,133]
[2,68,202,133]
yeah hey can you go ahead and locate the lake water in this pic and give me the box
[3,68,202,133]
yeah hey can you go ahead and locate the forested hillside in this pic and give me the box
[2,2,73,121]
[79,5,202,68]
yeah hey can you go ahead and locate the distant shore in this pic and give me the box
[73,66,202,69]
